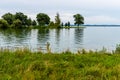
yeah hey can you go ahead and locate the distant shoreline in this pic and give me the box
[83,25,120,26]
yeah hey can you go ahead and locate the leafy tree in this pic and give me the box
[0,19,9,28]
[65,23,68,27]
[2,13,14,25]
[61,22,64,27]
[36,13,50,26]
[12,19,22,28]
[14,12,28,26]
[26,18,32,26]
[32,20,37,26]
[55,13,61,27]
[73,14,84,26]
[68,21,70,27]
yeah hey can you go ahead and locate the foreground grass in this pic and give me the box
[1,49,120,80]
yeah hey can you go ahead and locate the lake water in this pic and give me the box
[0,26,120,52]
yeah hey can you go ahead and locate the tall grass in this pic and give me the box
[1,46,120,80]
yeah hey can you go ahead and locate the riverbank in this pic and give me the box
[30,25,85,29]
[0,48,120,80]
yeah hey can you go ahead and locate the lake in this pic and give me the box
[0,26,120,52]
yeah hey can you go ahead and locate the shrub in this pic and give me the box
[0,19,9,28]
[11,19,22,28]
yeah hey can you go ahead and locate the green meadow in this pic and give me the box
[1,47,120,80]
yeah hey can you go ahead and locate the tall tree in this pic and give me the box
[15,12,28,26]
[73,14,84,26]
[68,21,70,27]
[2,13,14,25]
[55,13,61,27]
[36,13,50,26]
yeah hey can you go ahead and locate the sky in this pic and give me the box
[1,0,120,25]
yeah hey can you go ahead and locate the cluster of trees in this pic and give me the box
[0,12,37,28]
[0,12,84,28]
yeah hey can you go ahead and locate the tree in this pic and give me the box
[12,19,22,28]
[2,13,14,25]
[65,23,68,27]
[55,13,61,27]
[0,19,9,28]
[61,22,64,27]
[32,20,37,26]
[15,12,28,26]
[73,14,84,26]
[36,13,50,26]
[68,21,70,27]
[26,18,32,26]
[49,21,55,27]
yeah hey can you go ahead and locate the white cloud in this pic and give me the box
[1,0,120,24]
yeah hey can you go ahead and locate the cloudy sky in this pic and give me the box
[1,0,120,24]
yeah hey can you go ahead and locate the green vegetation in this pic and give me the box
[0,19,9,28]
[0,12,84,29]
[1,46,120,80]
[2,13,14,25]
[73,14,84,26]
[54,13,61,28]
[36,13,50,26]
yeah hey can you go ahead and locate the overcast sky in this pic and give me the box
[1,0,120,24]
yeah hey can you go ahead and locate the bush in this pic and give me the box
[0,19,9,28]
[11,19,22,28]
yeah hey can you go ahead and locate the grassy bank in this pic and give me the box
[1,49,120,80]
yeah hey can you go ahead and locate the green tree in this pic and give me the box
[32,20,37,26]
[2,13,14,25]
[12,19,22,28]
[65,23,68,27]
[36,13,50,26]
[26,18,32,26]
[49,21,55,27]
[68,21,70,27]
[15,12,28,26]
[0,19,9,28]
[55,13,61,28]
[61,22,64,27]
[73,14,84,26]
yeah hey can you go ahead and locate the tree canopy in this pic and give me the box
[0,19,9,28]
[73,14,84,26]
[12,19,22,28]
[2,13,14,25]
[55,13,61,28]
[15,12,28,26]
[0,12,84,28]
[36,13,50,26]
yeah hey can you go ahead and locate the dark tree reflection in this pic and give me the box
[74,28,84,47]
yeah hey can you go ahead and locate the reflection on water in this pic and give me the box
[0,28,84,52]
[74,28,84,48]
[3,27,120,52]
[0,29,31,48]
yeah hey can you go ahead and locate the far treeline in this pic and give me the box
[0,12,84,28]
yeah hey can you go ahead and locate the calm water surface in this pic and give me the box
[0,26,120,52]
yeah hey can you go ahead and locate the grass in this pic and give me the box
[1,47,120,80]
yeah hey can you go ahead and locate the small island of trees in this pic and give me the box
[0,12,84,29]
